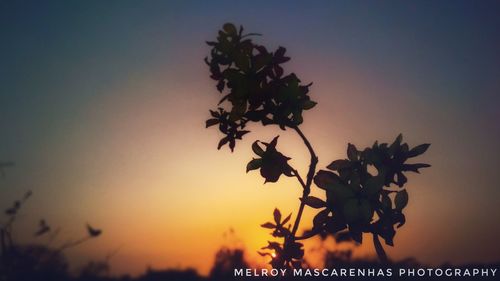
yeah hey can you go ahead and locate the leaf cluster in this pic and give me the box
[246,136,293,183]
[258,208,304,269]
[205,23,316,151]
[310,134,430,246]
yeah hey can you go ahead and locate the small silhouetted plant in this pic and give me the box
[204,23,430,270]
[78,245,122,279]
[1,187,103,280]
[1,190,102,253]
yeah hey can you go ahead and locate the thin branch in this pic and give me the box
[295,228,322,240]
[293,126,318,192]
[291,201,307,238]
[57,236,91,252]
[46,227,61,246]
[373,233,388,263]
[290,126,319,238]
[291,169,306,189]
[105,244,124,262]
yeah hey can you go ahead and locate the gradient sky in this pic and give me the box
[1,0,500,277]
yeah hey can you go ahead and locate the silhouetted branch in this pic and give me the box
[373,233,388,263]
[290,169,306,189]
[293,126,318,192]
[56,236,92,252]
[290,126,318,238]
[295,228,322,240]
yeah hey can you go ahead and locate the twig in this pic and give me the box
[290,126,319,238]
[291,169,306,189]
[295,228,322,240]
[373,234,388,263]
[57,236,91,252]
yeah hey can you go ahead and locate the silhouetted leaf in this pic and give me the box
[268,136,279,149]
[302,100,317,110]
[216,80,225,92]
[326,160,350,171]
[275,46,286,59]
[246,158,262,173]
[395,189,408,211]
[273,208,281,224]
[347,143,357,161]
[261,222,276,229]
[301,196,326,209]
[217,137,229,150]
[261,241,282,251]
[206,118,219,128]
[34,219,50,236]
[314,170,355,205]
[314,170,341,189]
[282,213,292,225]
[252,141,264,156]
[402,163,431,173]
[395,171,407,187]
[380,225,395,246]
[209,109,220,118]
[235,130,250,139]
[258,136,293,182]
[274,65,283,78]
[381,193,392,210]
[257,251,272,257]
[86,224,102,237]
[313,209,329,229]
[389,133,403,156]
[229,139,236,152]
[223,23,237,35]
[407,143,430,158]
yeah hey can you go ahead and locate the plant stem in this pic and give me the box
[294,228,321,240]
[373,233,388,263]
[293,126,318,191]
[291,169,306,189]
[56,236,91,253]
[290,126,318,238]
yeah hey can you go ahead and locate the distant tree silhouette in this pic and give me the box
[204,23,431,269]
[210,247,248,279]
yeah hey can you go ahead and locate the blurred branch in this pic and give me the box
[57,236,92,252]
[373,233,388,263]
